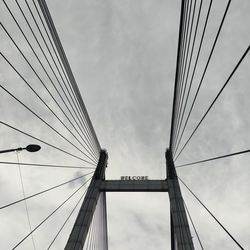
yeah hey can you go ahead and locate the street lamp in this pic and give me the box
[26,144,41,152]
[0,144,41,154]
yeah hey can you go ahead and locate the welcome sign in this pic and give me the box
[120,176,149,180]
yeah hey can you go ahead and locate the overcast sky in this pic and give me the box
[0,0,250,249]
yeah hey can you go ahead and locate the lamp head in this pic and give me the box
[26,144,41,152]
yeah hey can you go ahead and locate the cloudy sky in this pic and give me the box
[0,0,250,249]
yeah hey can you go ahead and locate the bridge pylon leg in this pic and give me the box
[166,149,194,250]
[170,213,176,250]
[65,150,108,250]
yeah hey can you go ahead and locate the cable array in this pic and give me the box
[82,193,108,250]
[0,1,104,249]
[169,0,249,161]
[183,200,204,250]
[175,43,250,160]
[176,149,250,168]
[169,0,249,249]
[179,177,245,249]
[170,0,215,154]
[13,176,94,249]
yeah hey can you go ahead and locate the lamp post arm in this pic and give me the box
[0,147,24,154]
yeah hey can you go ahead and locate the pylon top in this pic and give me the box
[94,149,108,180]
[165,149,177,179]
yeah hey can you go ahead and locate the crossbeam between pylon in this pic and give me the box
[100,180,168,192]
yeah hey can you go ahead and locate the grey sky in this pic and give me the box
[0,0,250,249]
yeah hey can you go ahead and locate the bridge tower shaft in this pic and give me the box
[166,149,194,250]
[65,150,108,250]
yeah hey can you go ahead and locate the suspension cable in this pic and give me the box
[0,161,95,169]
[0,120,96,166]
[46,187,87,249]
[16,152,36,250]
[0,18,98,161]
[169,0,187,150]
[183,200,204,249]
[173,0,213,155]
[0,172,94,210]
[175,44,250,160]
[1,85,97,164]
[172,0,190,150]
[175,0,233,156]
[0,51,96,160]
[12,175,94,249]
[23,0,96,155]
[173,0,196,149]
[173,0,203,153]
[179,177,245,249]
[176,149,250,168]
[38,0,101,153]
